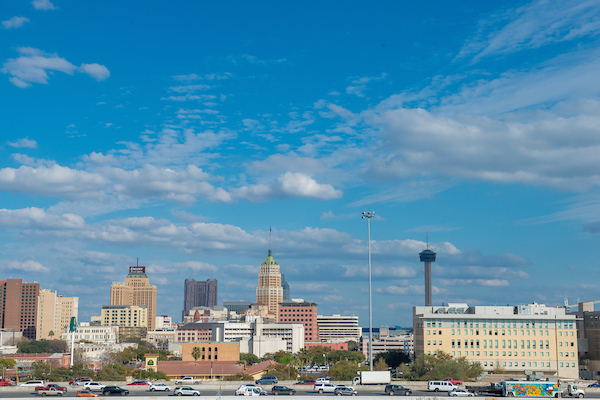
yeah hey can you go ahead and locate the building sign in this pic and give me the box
[129,266,146,274]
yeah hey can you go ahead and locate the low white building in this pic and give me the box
[317,314,361,343]
[74,342,134,361]
[146,330,177,349]
[61,323,119,345]
[155,315,177,330]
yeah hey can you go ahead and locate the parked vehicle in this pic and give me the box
[448,389,474,397]
[76,390,98,397]
[37,388,64,396]
[21,380,45,387]
[102,386,129,396]
[271,386,296,395]
[384,384,412,396]
[174,386,201,396]
[465,383,503,396]
[175,377,202,385]
[236,386,266,396]
[256,376,278,385]
[443,378,464,385]
[127,381,150,386]
[71,378,94,387]
[149,383,172,391]
[83,382,106,392]
[315,377,331,384]
[314,383,337,394]
[352,371,391,385]
[0,378,16,386]
[295,380,316,385]
[36,384,68,393]
[235,384,258,395]
[334,387,358,396]
[588,383,600,388]
[428,381,458,392]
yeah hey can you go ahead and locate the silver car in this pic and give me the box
[448,389,475,397]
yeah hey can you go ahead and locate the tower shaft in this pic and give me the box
[424,262,432,306]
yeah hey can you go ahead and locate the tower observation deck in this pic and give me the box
[419,249,436,306]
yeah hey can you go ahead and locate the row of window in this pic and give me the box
[447,329,573,337]
[426,319,575,329]
[447,339,571,349]
[447,350,575,358]
[480,361,576,368]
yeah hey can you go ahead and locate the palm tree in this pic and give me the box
[191,347,202,361]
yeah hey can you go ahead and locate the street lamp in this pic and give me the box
[362,210,374,371]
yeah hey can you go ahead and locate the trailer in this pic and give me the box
[352,371,391,385]
[502,381,584,398]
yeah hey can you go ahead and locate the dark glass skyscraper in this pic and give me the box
[182,279,218,320]
[281,274,290,301]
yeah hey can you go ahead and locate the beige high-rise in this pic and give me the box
[256,250,283,319]
[37,289,78,340]
[111,266,157,330]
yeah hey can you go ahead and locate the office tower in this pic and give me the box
[256,249,283,317]
[111,265,157,330]
[0,279,40,339]
[223,300,252,318]
[419,247,436,307]
[37,289,78,340]
[182,279,218,320]
[278,299,319,343]
[281,274,290,301]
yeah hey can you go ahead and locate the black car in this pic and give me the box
[271,386,296,395]
[102,386,129,396]
[385,384,412,396]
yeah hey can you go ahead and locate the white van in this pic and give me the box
[428,381,458,392]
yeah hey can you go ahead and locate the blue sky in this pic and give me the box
[1,0,600,327]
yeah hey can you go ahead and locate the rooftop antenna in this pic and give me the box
[426,232,429,250]
[137,257,139,267]
[269,225,272,250]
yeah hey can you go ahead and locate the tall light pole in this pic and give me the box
[362,210,374,371]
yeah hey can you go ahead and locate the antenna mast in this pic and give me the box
[426,232,429,250]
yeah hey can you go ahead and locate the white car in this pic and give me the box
[150,383,172,392]
[448,389,475,397]
[314,383,337,393]
[315,377,331,384]
[236,386,266,396]
[174,386,201,396]
[83,382,106,392]
[20,380,44,387]
[175,377,202,385]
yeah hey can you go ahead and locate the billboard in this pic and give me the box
[129,266,146,274]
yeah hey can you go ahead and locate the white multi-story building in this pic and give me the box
[155,315,177,330]
[61,323,119,344]
[414,303,579,379]
[146,330,177,349]
[317,314,361,343]
[74,342,133,361]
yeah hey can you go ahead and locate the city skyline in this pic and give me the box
[2,0,600,326]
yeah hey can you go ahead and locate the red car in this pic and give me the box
[127,381,151,386]
[442,378,463,385]
[0,379,16,387]
[35,384,68,393]
[294,379,316,385]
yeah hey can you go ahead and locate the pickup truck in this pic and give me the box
[37,388,64,396]
[36,384,68,394]
[175,377,202,385]
[0,378,16,386]
[465,383,503,395]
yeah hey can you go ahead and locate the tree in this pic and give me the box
[347,341,358,351]
[327,350,364,364]
[408,351,483,381]
[0,358,16,369]
[224,373,254,381]
[46,340,68,353]
[374,350,411,369]
[329,360,367,381]
[191,347,202,361]
[48,331,55,338]
[18,339,47,353]
[374,357,389,371]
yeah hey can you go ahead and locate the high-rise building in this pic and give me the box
[0,279,40,339]
[101,305,148,328]
[278,299,319,343]
[281,274,290,301]
[111,265,157,330]
[182,279,218,320]
[317,314,361,343]
[223,300,252,319]
[37,289,78,340]
[256,250,283,318]
[414,302,579,379]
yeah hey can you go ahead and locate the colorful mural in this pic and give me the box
[505,382,560,397]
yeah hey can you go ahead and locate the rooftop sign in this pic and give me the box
[129,266,146,274]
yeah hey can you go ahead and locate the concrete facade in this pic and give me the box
[110,266,157,330]
[414,303,579,379]
[62,324,119,344]
[317,314,361,343]
[101,304,148,328]
[256,250,283,318]
[37,289,78,340]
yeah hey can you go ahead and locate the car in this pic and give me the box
[76,390,98,397]
[236,386,267,396]
[175,377,202,385]
[295,380,316,385]
[385,384,412,396]
[448,389,475,397]
[150,383,173,391]
[174,386,201,396]
[271,386,296,395]
[21,380,45,387]
[127,381,150,386]
[315,377,331,384]
[334,387,358,396]
[0,379,16,386]
[588,383,600,388]
[71,378,94,387]
[83,382,106,392]
[235,384,258,395]
[256,376,278,385]
[443,378,464,385]
[36,384,68,393]
[429,381,458,392]
[102,386,129,396]
[314,383,337,394]
[37,387,65,396]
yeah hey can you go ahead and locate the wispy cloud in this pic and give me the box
[2,16,30,29]
[7,137,38,148]
[32,0,57,10]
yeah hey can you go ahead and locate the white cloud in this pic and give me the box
[0,164,107,198]
[1,48,109,88]
[32,0,57,10]
[320,211,335,220]
[0,208,84,230]
[172,261,217,272]
[233,172,342,202]
[170,84,212,93]
[2,16,30,29]
[7,260,50,272]
[79,63,110,81]
[7,137,37,148]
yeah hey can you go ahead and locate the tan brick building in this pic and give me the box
[181,342,239,362]
[111,266,157,330]
[37,289,78,340]
[414,303,579,379]
[256,250,283,319]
